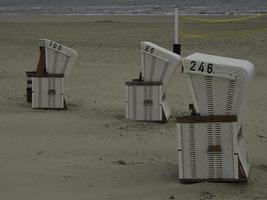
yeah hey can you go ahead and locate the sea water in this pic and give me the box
[0,0,266,15]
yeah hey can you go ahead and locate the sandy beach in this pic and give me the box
[0,14,267,199]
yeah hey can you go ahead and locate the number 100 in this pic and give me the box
[49,41,63,51]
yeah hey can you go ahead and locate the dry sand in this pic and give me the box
[0,15,267,200]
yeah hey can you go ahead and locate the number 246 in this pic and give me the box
[190,61,213,74]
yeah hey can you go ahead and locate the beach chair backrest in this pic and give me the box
[39,39,78,77]
[141,41,181,93]
[183,53,254,118]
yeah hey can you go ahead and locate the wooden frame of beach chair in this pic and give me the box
[176,53,254,182]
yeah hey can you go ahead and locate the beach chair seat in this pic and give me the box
[141,41,181,93]
[40,39,78,77]
[182,53,254,119]
[125,42,181,122]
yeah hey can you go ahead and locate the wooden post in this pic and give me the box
[175,8,179,44]
[173,8,181,55]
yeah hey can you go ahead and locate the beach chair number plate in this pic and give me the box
[49,41,63,51]
[144,45,155,54]
[190,61,213,74]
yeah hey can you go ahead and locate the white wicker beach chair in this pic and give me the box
[125,41,181,121]
[28,39,78,109]
[177,53,254,182]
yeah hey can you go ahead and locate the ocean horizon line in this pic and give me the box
[0,12,265,16]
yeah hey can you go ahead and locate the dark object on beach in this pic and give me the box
[173,43,181,55]
[26,46,46,103]
[117,160,127,165]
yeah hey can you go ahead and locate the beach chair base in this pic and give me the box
[125,80,170,122]
[31,74,65,109]
[176,114,250,182]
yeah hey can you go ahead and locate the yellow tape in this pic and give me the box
[183,26,267,39]
[179,14,267,40]
[182,13,266,23]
